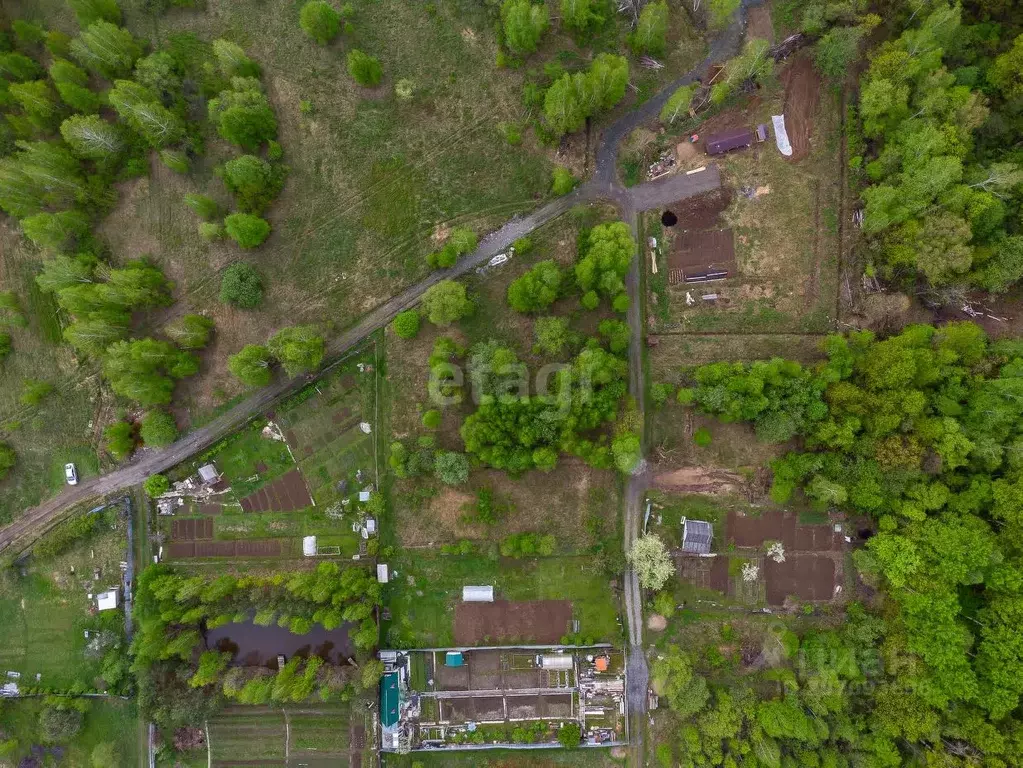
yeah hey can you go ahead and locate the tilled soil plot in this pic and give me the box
[726,509,842,551]
[765,554,835,604]
[171,518,213,541]
[239,469,313,512]
[780,54,822,161]
[454,599,572,644]
[665,187,733,230]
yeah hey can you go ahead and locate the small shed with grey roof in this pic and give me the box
[681,518,713,555]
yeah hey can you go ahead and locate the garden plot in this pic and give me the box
[158,347,380,563]
[455,599,574,645]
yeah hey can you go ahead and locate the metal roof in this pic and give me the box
[462,585,494,602]
[380,672,399,728]
[681,519,713,554]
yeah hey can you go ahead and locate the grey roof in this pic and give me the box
[681,519,713,555]
[198,464,219,484]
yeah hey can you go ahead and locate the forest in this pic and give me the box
[671,321,1023,765]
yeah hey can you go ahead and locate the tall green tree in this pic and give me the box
[501,0,549,55]
[228,344,273,386]
[267,325,324,376]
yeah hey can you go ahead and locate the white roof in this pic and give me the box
[359,490,371,502]
[198,464,219,483]
[462,585,494,602]
[377,564,389,583]
[96,589,119,611]
[302,536,317,557]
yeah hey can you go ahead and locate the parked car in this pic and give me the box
[64,463,78,486]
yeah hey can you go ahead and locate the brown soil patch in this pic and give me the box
[238,469,313,512]
[675,141,698,163]
[747,6,774,43]
[647,614,668,631]
[170,518,214,541]
[428,487,476,530]
[780,54,821,162]
[676,553,730,593]
[726,509,842,551]
[652,466,746,495]
[666,187,732,229]
[668,229,737,283]
[765,554,835,604]
[454,599,572,644]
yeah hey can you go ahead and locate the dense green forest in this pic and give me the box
[673,320,1023,765]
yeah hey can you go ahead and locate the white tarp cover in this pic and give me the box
[462,585,494,602]
[772,115,793,156]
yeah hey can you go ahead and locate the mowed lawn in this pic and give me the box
[383,550,623,648]
[0,697,139,767]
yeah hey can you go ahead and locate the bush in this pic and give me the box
[422,280,472,326]
[391,309,420,339]
[512,236,532,254]
[224,213,271,249]
[612,292,630,313]
[39,703,84,743]
[581,290,599,310]
[653,590,676,618]
[551,166,578,195]
[0,442,15,480]
[347,50,382,87]
[184,193,221,220]
[229,344,273,386]
[300,1,341,45]
[20,379,53,407]
[104,421,136,460]
[693,427,712,447]
[434,451,470,485]
[140,410,178,447]
[267,325,324,376]
[533,315,569,356]
[557,722,581,748]
[160,149,189,173]
[651,382,673,409]
[0,332,11,361]
[143,474,170,497]
[199,222,224,241]
[500,531,556,557]
[220,263,264,308]
[422,409,442,429]
[220,155,286,213]
[165,314,214,350]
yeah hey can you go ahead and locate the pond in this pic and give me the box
[204,620,355,667]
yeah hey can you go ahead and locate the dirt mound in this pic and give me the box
[652,466,746,495]
[647,614,668,631]
[780,54,821,162]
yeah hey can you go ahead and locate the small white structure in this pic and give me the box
[366,518,377,534]
[198,463,220,485]
[377,563,389,584]
[302,536,317,557]
[96,589,120,612]
[359,490,372,502]
[359,422,372,434]
[462,585,494,602]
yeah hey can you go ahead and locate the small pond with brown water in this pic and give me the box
[204,620,355,667]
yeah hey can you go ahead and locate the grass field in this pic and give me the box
[0,697,139,768]
[0,228,103,527]
[0,507,128,691]
[382,550,623,648]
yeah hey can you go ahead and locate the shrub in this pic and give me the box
[267,325,324,376]
[140,410,178,447]
[104,421,136,460]
[199,222,224,241]
[651,382,673,409]
[0,332,11,362]
[693,427,712,447]
[220,155,286,213]
[165,314,214,349]
[228,344,273,386]
[653,590,676,618]
[347,50,382,87]
[551,166,577,195]
[557,723,581,748]
[184,193,220,220]
[160,149,189,173]
[581,290,599,310]
[391,310,420,339]
[39,703,84,743]
[498,121,522,145]
[422,280,472,326]
[422,409,442,429]
[143,474,170,497]
[299,1,341,45]
[20,379,53,407]
[507,260,562,313]
[533,316,569,356]
[435,451,470,485]
[219,263,264,308]
[224,213,271,249]
[0,442,15,480]
[512,236,532,254]
[612,292,630,313]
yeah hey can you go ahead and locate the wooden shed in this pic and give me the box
[706,128,754,155]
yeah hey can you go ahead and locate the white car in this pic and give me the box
[64,463,78,486]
